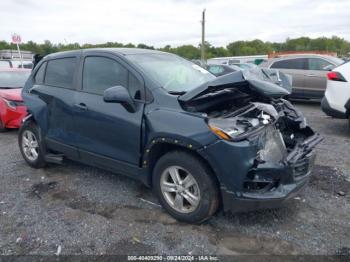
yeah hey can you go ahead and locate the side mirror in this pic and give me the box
[103,86,136,112]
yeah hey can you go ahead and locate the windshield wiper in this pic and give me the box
[168,91,187,95]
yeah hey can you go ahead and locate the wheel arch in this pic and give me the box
[142,137,221,192]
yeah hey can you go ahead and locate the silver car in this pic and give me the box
[260,54,344,99]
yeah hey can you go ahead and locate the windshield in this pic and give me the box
[127,53,215,93]
[0,71,31,88]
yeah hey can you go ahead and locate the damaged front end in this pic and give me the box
[179,69,323,212]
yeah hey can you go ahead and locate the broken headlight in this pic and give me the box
[257,126,287,163]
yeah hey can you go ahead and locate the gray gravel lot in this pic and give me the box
[0,102,349,256]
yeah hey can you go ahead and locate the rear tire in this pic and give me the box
[152,150,220,224]
[18,121,46,168]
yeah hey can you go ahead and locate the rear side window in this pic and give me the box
[271,58,306,70]
[34,62,46,84]
[45,58,76,88]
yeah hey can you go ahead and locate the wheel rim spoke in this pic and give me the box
[183,190,199,207]
[23,137,30,146]
[162,181,177,192]
[182,174,195,189]
[22,130,39,161]
[31,148,38,158]
[160,166,201,214]
[169,167,181,185]
[174,193,184,210]
[31,141,38,148]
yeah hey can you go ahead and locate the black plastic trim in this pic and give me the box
[321,97,347,119]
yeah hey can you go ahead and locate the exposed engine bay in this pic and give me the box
[179,69,322,169]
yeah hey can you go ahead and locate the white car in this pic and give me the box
[321,61,350,124]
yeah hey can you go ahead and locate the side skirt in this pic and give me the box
[45,138,150,186]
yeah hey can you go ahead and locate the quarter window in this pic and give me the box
[34,62,46,84]
[45,58,76,88]
[308,58,333,71]
[271,58,306,70]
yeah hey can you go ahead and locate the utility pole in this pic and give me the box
[201,9,206,66]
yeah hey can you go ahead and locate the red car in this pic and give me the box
[0,68,31,132]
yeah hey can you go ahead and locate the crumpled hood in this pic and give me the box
[179,68,292,102]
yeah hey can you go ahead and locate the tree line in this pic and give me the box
[0,36,349,59]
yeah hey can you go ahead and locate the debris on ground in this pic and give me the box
[338,191,346,196]
[29,181,58,199]
[55,245,62,256]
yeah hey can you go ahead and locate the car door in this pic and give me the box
[304,58,335,97]
[28,57,79,158]
[270,58,307,97]
[72,52,145,167]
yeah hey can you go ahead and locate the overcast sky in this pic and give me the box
[1,0,350,47]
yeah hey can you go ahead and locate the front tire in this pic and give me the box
[0,119,7,132]
[18,121,46,168]
[152,151,220,224]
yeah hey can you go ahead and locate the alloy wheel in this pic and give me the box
[160,166,201,213]
[22,130,39,161]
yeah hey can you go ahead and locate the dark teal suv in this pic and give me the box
[19,48,322,223]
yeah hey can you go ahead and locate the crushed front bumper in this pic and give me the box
[219,133,322,213]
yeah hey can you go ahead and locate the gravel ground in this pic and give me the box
[0,102,349,256]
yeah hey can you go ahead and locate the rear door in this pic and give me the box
[270,58,307,97]
[29,56,79,158]
[304,58,335,97]
[72,51,145,166]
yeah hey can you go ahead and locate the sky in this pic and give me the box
[1,0,350,47]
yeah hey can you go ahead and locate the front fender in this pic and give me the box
[144,108,218,148]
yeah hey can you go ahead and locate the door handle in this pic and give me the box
[74,103,88,111]
[304,74,317,77]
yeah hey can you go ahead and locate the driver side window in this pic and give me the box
[83,56,127,95]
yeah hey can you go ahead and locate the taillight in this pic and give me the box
[327,71,347,82]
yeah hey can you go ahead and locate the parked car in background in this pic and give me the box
[0,60,12,69]
[11,60,34,69]
[206,64,241,77]
[321,61,350,125]
[207,55,268,66]
[0,69,31,131]
[260,54,344,99]
[19,48,321,223]
[0,59,33,69]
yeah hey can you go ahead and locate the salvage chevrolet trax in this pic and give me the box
[19,49,322,223]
